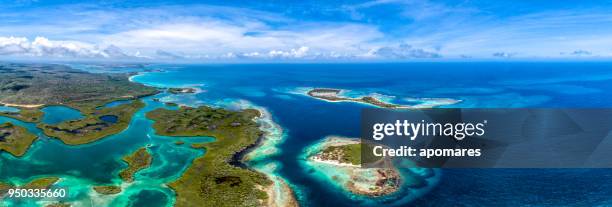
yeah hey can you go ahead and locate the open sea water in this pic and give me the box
[2,62,612,206]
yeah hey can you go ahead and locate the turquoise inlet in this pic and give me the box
[0,106,19,113]
[41,106,84,125]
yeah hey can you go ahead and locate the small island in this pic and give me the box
[119,147,153,183]
[304,137,402,197]
[168,87,198,94]
[146,105,283,207]
[93,185,122,195]
[306,88,460,109]
[46,202,71,207]
[0,123,38,157]
[0,177,60,196]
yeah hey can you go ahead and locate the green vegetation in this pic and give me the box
[0,63,157,113]
[319,143,379,165]
[38,100,145,145]
[0,108,44,123]
[0,123,38,157]
[0,63,158,144]
[168,88,197,94]
[321,144,362,165]
[0,182,11,194]
[307,88,404,109]
[0,177,60,198]
[93,185,122,195]
[0,177,59,192]
[46,202,71,207]
[146,106,271,207]
[360,96,402,108]
[21,177,60,189]
[119,147,152,182]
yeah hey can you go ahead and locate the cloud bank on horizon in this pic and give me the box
[1,0,612,61]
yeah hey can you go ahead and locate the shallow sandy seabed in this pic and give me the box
[300,136,442,206]
[278,87,460,109]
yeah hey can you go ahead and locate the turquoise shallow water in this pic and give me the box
[2,62,612,206]
[0,106,19,113]
[130,62,612,206]
[41,106,84,125]
[0,94,213,206]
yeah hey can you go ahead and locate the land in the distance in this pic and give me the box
[168,87,198,94]
[0,63,158,146]
[146,106,276,207]
[0,123,38,157]
[0,63,157,112]
[306,88,459,109]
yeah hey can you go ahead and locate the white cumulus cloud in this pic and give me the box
[0,36,133,59]
[268,46,309,58]
[365,43,441,59]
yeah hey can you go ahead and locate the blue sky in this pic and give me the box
[1,0,612,61]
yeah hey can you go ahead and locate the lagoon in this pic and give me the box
[0,106,19,113]
[41,106,84,125]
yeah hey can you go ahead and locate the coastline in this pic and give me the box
[310,156,360,167]
[0,101,44,108]
[260,173,299,207]
[245,106,298,207]
[130,70,297,206]
[301,136,403,198]
[128,72,144,83]
[300,87,460,109]
[300,136,442,205]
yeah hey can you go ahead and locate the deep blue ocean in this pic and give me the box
[134,62,612,206]
[2,62,612,206]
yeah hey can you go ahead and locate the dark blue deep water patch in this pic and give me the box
[99,115,118,123]
[412,169,612,206]
[41,106,84,124]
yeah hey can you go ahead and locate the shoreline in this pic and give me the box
[245,107,298,207]
[310,156,360,167]
[130,68,297,206]
[302,136,403,198]
[303,88,460,109]
[0,101,44,108]
[260,174,299,207]
[228,132,265,169]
